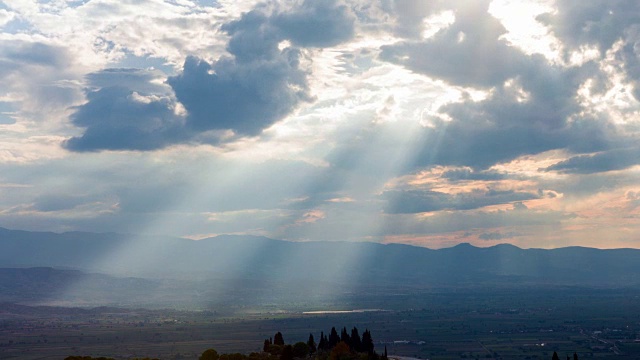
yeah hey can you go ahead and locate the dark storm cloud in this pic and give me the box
[64,85,187,151]
[544,147,640,174]
[382,188,540,214]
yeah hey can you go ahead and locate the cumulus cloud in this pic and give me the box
[0,9,15,27]
[539,0,639,54]
[168,1,354,136]
[67,0,356,151]
[168,50,310,136]
[540,1,640,101]
[376,2,568,169]
[272,0,355,47]
[64,86,186,151]
[413,72,615,169]
[4,0,640,248]
[380,0,527,88]
[373,0,635,173]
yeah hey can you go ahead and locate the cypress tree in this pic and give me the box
[274,332,285,346]
[263,339,270,352]
[329,327,340,348]
[573,353,579,360]
[552,352,560,360]
[350,327,361,352]
[307,333,317,354]
[340,327,350,347]
[318,331,327,351]
[361,329,374,355]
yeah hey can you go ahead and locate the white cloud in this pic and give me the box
[0,9,15,27]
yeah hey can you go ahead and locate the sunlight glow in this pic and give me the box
[421,10,455,39]
[489,0,561,63]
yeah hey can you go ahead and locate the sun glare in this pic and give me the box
[488,0,561,62]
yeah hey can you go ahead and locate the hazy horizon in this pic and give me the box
[3,225,639,250]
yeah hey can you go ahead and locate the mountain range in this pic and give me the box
[2,227,640,307]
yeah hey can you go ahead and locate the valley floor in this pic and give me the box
[2,288,640,359]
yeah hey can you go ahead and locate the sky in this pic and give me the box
[0,0,639,249]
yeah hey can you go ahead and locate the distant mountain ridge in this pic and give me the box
[1,227,640,288]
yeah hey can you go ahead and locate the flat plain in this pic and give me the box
[2,287,640,360]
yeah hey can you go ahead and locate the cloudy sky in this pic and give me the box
[1,0,639,249]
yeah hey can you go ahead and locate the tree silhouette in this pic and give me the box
[318,331,327,351]
[274,332,285,346]
[307,333,317,354]
[573,353,579,360]
[350,327,361,352]
[293,342,309,358]
[552,351,560,360]
[200,349,219,360]
[329,327,340,348]
[280,345,293,360]
[361,329,374,355]
[340,327,350,347]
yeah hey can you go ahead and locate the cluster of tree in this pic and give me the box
[552,352,578,360]
[258,327,386,360]
[200,327,386,360]
[315,327,375,355]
